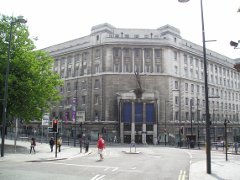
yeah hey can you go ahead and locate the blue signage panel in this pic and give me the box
[123,102,132,123]
[135,102,143,123]
[146,103,154,124]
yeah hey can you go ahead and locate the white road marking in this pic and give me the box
[112,167,118,172]
[91,174,101,180]
[178,170,186,180]
[91,174,106,180]
[104,167,110,171]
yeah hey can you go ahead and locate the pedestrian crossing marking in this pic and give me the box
[91,174,106,180]
[178,170,187,180]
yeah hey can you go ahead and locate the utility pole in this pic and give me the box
[224,119,229,161]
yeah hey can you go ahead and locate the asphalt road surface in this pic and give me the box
[0,146,190,180]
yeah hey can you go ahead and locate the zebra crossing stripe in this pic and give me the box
[178,170,186,180]
[91,174,106,180]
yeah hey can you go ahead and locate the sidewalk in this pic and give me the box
[189,151,240,180]
[0,139,92,162]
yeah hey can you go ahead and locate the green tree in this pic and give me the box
[0,15,63,123]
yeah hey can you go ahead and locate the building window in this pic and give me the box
[94,79,100,89]
[145,64,151,73]
[191,84,194,93]
[185,83,188,91]
[124,48,131,57]
[82,96,86,105]
[145,49,151,59]
[175,96,179,105]
[114,64,120,72]
[175,81,179,89]
[174,66,178,75]
[185,112,189,121]
[185,98,189,105]
[124,64,131,72]
[95,49,100,58]
[174,51,177,60]
[184,54,187,65]
[156,65,161,73]
[190,56,193,66]
[67,82,71,92]
[155,49,162,58]
[134,34,139,38]
[82,81,87,90]
[184,68,188,77]
[134,49,140,58]
[195,58,199,68]
[175,111,179,121]
[134,64,140,72]
[113,48,121,57]
[94,94,99,104]
[95,64,100,74]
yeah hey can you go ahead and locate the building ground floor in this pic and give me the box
[3,119,240,149]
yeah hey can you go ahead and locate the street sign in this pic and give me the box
[48,127,54,133]
[77,111,85,122]
[42,113,50,126]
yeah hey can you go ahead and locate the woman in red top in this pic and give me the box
[97,134,105,160]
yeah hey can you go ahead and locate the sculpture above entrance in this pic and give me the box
[134,70,144,99]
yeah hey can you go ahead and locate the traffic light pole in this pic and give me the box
[55,132,58,158]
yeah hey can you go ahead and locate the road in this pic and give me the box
[0,146,190,180]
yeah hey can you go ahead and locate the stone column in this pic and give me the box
[121,48,124,72]
[153,124,158,145]
[132,48,135,72]
[142,48,145,73]
[119,100,124,143]
[120,122,124,143]
[154,100,159,145]
[131,102,135,142]
[142,102,147,144]
[152,48,155,73]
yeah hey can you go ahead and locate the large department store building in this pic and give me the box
[44,23,240,144]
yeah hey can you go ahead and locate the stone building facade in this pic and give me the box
[44,23,240,144]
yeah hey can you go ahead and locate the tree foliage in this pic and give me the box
[0,15,63,123]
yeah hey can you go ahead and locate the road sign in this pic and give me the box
[77,111,85,122]
[48,127,54,133]
[42,113,50,126]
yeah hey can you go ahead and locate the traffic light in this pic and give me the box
[52,119,58,133]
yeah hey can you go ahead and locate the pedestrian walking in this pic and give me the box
[49,137,55,152]
[113,136,117,143]
[85,135,90,153]
[97,134,105,161]
[30,138,36,154]
[57,137,62,152]
[234,142,238,154]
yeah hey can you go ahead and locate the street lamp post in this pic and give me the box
[190,99,193,137]
[164,100,169,146]
[1,16,27,157]
[224,119,229,161]
[178,0,211,174]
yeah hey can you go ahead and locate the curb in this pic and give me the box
[27,157,68,162]
[122,150,141,154]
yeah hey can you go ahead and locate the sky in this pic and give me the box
[1,0,240,59]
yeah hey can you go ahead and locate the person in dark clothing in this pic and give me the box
[85,135,89,153]
[49,137,55,152]
[30,138,36,154]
